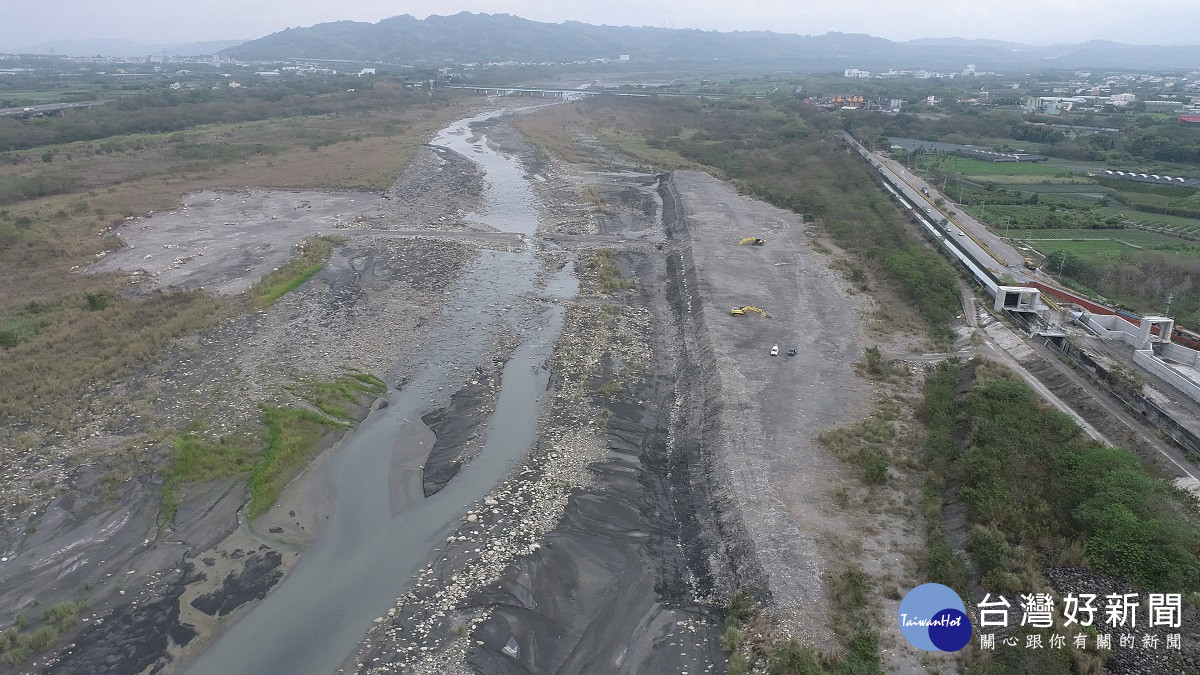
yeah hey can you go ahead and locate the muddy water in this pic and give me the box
[434,110,539,237]
[187,112,570,675]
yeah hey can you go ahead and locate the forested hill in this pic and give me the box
[222,12,1200,71]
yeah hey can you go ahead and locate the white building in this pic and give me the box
[844,68,870,78]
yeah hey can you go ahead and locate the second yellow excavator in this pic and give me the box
[736,237,766,246]
[731,306,771,317]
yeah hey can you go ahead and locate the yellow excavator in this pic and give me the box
[731,306,771,317]
[736,237,766,246]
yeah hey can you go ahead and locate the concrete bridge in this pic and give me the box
[442,85,753,101]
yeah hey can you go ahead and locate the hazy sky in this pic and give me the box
[6,0,1200,48]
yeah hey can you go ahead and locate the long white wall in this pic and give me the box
[1134,349,1200,405]
[1161,342,1200,369]
[1081,313,1141,343]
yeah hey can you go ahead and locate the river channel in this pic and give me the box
[186,109,572,675]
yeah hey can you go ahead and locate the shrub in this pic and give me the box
[43,601,80,632]
[27,626,56,651]
[85,291,111,311]
[768,639,822,675]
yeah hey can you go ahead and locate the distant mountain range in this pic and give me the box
[17,38,246,57]
[221,13,1200,71]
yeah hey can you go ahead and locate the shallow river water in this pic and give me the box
[186,109,573,675]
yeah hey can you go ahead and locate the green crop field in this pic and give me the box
[930,156,1075,177]
[1010,228,1200,258]
[1019,238,1137,257]
[1008,228,1191,246]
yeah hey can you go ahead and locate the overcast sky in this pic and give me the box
[7,0,1200,49]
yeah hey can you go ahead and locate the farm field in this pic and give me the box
[932,155,1074,177]
[1015,236,1152,258]
[1008,228,1195,248]
[1098,206,1200,233]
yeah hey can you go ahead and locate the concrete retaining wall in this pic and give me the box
[1161,342,1200,369]
[1133,349,1200,406]
[1052,339,1200,457]
[1082,313,1140,342]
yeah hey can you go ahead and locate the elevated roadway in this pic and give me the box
[843,132,1026,280]
[0,100,106,118]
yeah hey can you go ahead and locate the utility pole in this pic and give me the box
[1058,251,1067,276]
[1165,293,1174,317]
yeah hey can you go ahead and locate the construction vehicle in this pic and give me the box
[731,306,771,317]
[736,237,766,246]
[1023,257,1038,270]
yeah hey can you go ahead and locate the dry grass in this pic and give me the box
[0,97,467,434]
[512,104,608,166]
[514,102,695,170]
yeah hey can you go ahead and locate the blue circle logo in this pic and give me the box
[898,583,972,652]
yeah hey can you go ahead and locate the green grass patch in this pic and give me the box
[162,370,384,522]
[247,406,341,518]
[245,370,383,517]
[286,369,386,420]
[162,432,258,523]
[249,235,337,308]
